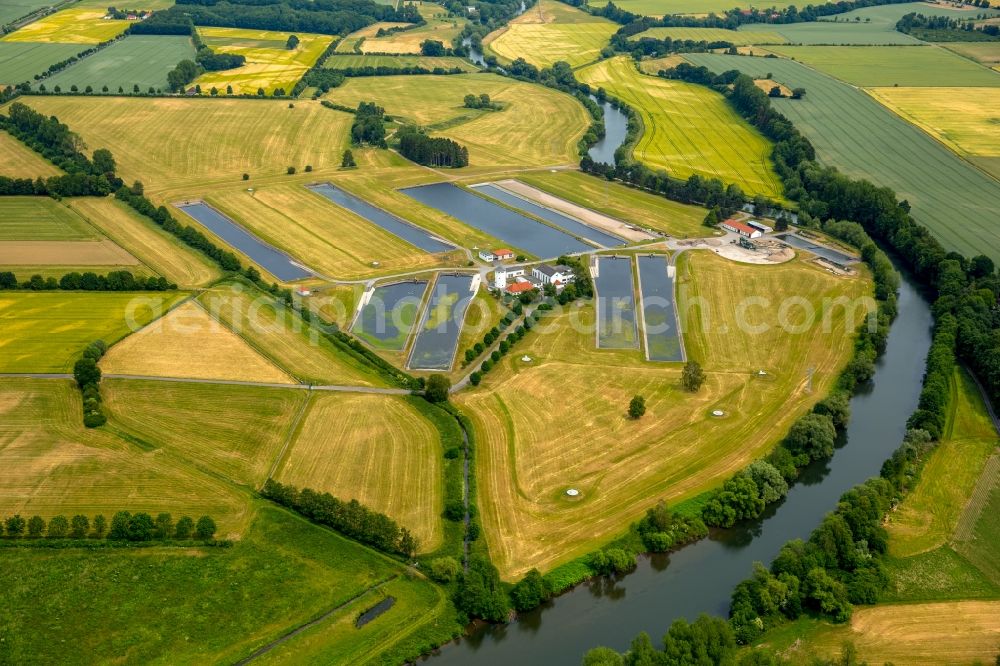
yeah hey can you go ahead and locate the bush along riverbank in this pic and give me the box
[581,58,999,664]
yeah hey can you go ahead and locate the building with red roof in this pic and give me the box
[721,219,763,239]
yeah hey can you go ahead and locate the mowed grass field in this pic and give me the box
[2,7,129,44]
[578,56,784,199]
[766,45,1000,87]
[276,393,445,550]
[202,183,464,280]
[0,41,83,86]
[606,0,833,16]
[195,27,333,95]
[323,53,477,71]
[0,377,250,532]
[326,73,589,166]
[943,41,1000,67]
[41,35,196,92]
[100,300,296,384]
[485,0,617,69]
[459,252,871,578]
[195,282,387,387]
[0,504,451,664]
[68,196,222,287]
[335,21,411,53]
[868,86,1000,181]
[0,239,139,267]
[0,196,97,240]
[360,5,465,54]
[517,170,712,239]
[17,97,354,189]
[103,378,306,487]
[684,53,1000,264]
[0,132,61,177]
[631,26,787,44]
[886,368,999,558]
[756,600,1000,665]
[0,291,185,372]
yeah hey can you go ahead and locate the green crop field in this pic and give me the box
[323,53,478,71]
[0,291,186,373]
[0,132,61,177]
[195,27,333,95]
[765,45,1000,87]
[684,53,1000,264]
[326,73,589,167]
[200,183,464,281]
[40,35,197,93]
[68,197,222,288]
[17,96,355,191]
[195,282,388,387]
[276,393,445,550]
[631,26,787,44]
[0,42,86,86]
[485,0,617,69]
[601,0,833,17]
[0,503,452,664]
[517,170,711,239]
[2,7,129,44]
[459,252,871,578]
[0,0,52,25]
[868,86,1000,181]
[578,56,784,200]
[943,41,1000,67]
[0,197,98,240]
[735,20,923,45]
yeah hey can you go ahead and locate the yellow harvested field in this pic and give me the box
[638,54,688,75]
[460,252,872,578]
[0,131,60,178]
[68,197,221,287]
[277,394,443,551]
[196,282,386,387]
[203,184,463,280]
[869,87,1000,172]
[0,378,250,533]
[336,21,411,52]
[195,27,333,95]
[361,17,464,54]
[772,601,1000,666]
[578,57,784,200]
[103,378,306,487]
[19,96,353,190]
[1,8,129,44]
[753,78,792,97]
[485,0,617,69]
[100,300,296,383]
[0,240,138,266]
[326,74,588,167]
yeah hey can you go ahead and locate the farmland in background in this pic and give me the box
[685,53,1000,263]
[485,0,617,69]
[323,53,477,71]
[0,42,85,86]
[40,35,196,92]
[2,7,129,44]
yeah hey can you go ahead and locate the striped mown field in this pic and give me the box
[276,393,445,551]
[630,26,787,44]
[485,0,617,69]
[578,56,784,200]
[685,53,1000,264]
[0,132,61,177]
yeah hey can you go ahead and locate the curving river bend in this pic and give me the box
[430,274,931,665]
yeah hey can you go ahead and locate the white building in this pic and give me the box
[532,264,575,286]
[492,265,525,290]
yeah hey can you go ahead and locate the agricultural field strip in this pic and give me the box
[1,7,129,44]
[954,454,1000,541]
[578,57,783,199]
[0,42,87,87]
[40,35,197,92]
[683,53,1000,263]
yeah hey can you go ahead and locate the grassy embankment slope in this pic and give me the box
[754,368,1000,664]
[459,252,872,578]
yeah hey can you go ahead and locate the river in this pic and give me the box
[587,96,629,166]
[429,273,932,665]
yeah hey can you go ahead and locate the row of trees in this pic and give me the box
[462,305,519,367]
[397,126,469,168]
[74,340,108,427]
[468,315,533,386]
[0,270,175,292]
[261,479,419,557]
[1,511,216,541]
[896,11,1000,39]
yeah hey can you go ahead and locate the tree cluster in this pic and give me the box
[0,270,174,292]
[896,11,999,40]
[0,511,216,541]
[351,101,388,147]
[261,479,419,557]
[397,126,468,168]
[635,500,708,553]
[454,555,510,622]
[463,93,500,110]
[73,340,108,427]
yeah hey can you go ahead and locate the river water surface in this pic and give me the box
[430,274,931,665]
